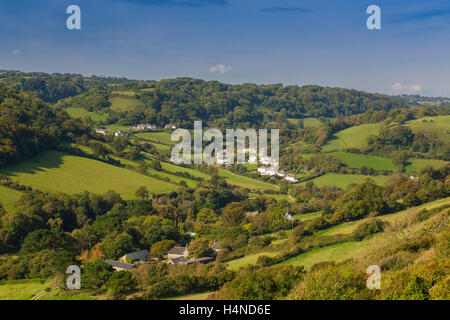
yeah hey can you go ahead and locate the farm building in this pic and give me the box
[104,260,133,271]
[120,250,151,264]
[168,246,189,260]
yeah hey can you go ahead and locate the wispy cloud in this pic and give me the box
[209,64,232,75]
[395,8,450,23]
[260,7,314,14]
[110,0,228,7]
[10,49,21,56]
[392,82,423,94]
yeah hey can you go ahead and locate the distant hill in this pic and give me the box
[1,71,407,127]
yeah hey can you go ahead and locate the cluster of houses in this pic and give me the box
[103,242,222,271]
[257,167,299,183]
[133,124,156,131]
[95,123,177,138]
[95,128,126,137]
[133,123,177,131]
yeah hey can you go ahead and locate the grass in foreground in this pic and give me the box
[167,291,214,300]
[317,197,450,236]
[0,280,48,300]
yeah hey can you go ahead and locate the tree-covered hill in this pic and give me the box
[1,71,407,127]
[0,83,90,167]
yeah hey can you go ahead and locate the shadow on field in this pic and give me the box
[0,150,65,176]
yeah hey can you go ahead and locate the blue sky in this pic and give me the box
[1,0,450,97]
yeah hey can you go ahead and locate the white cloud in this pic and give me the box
[209,64,232,75]
[10,49,21,56]
[391,82,423,94]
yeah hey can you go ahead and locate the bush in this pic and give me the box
[352,218,387,241]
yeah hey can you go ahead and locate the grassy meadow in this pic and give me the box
[0,185,22,212]
[322,123,380,152]
[0,151,179,199]
[0,280,48,300]
[299,173,389,188]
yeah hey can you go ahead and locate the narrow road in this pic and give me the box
[31,290,47,300]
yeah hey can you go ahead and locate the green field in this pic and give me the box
[300,173,389,188]
[280,197,450,270]
[0,151,179,199]
[0,280,48,300]
[317,197,450,236]
[136,132,175,145]
[218,169,278,191]
[293,211,323,222]
[168,291,214,300]
[40,290,97,300]
[279,237,379,270]
[404,115,450,143]
[322,123,380,152]
[328,152,393,171]
[109,96,141,112]
[326,151,447,173]
[111,90,138,97]
[288,118,323,128]
[226,251,279,271]
[160,161,211,180]
[65,107,107,122]
[0,185,22,212]
[405,158,448,173]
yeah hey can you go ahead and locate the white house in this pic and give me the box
[167,246,189,260]
[284,213,294,222]
[95,128,107,135]
[257,166,278,176]
[284,175,299,183]
[115,130,126,137]
[134,124,156,131]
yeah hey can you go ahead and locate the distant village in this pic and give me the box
[96,123,299,183]
[95,123,177,137]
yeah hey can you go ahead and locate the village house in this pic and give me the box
[284,212,294,222]
[246,210,259,217]
[210,241,222,253]
[167,246,189,260]
[114,130,126,137]
[120,250,151,264]
[95,128,107,135]
[104,260,133,271]
[258,166,278,176]
[134,124,156,131]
